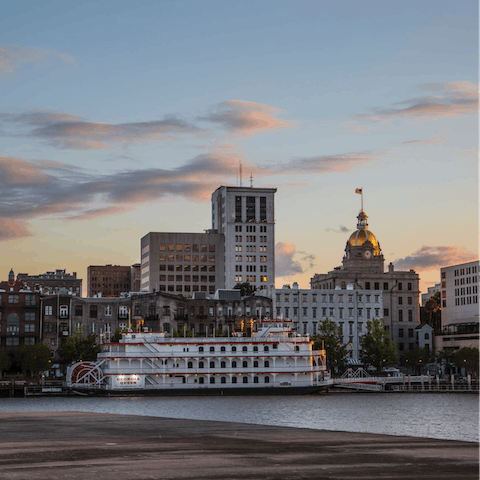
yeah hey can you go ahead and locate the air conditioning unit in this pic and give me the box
[62,331,69,336]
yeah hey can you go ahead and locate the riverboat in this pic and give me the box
[66,320,329,395]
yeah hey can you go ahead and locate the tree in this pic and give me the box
[173,327,193,337]
[403,347,431,375]
[423,292,441,331]
[452,347,479,377]
[233,282,255,297]
[111,327,124,342]
[312,319,348,373]
[0,353,11,379]
[15,344,51,378]
[57,327,100,365]
[360,318,398,372]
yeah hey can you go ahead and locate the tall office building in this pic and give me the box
[211,186,277,290]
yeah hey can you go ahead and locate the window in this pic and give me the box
[242,346,247,352]
[119,306,128,318]
[25,323,35,333]
[44,323,53,333]
[8,295,19,304]
[407,283,412,291]
[384,308,389,317]
[232,361,237,368]
[90,306,97,318]
[383,283,388,290]
[398,310,403,322]
[399,328,404,338]
[398,282,403,291]
[408,310,413,322]
[24,337,35,346]
[243,376,248,384]
[407,297,412,305]
[374,282,379,290]
[408,328,414,338]
[365,282,370,290]
[243,361,248,368]
[209,361,215,368]
[254,361,258,368]
[75,305,82,316]
[398,297,403,305]
[25,294,36,306]
[25,312,35,322]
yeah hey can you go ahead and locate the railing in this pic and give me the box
[392,384,479,392]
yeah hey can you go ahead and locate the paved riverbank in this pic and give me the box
[0,412,477,479]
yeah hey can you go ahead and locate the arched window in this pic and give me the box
[221,361,226,368]
[199,361,204,369]
[254,361,258,368]
[264,360,269,368]
[295,346,300,351]
[221,346,226,352]
[187,361,193,369]
[264,376,270,384]
[425,333,430,339]
[232,361,237,368]
[242,346,247,352]
[221,377,226,384]
[210,346,215,352]
[254,376,259,383]
[210,361,215,369]
[210,377,215,384]
[232,346,237,352]
[264,346,269,352]
[242,361,247,368]
[243,376,248,384]
[232,377,237,384]
[199,346,204,352]
[253,346,258,352]
[199,377,204,384]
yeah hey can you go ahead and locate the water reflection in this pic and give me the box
[0,393,477,443]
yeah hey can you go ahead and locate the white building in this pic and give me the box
[438,260,479,352]
[273,282,384,361]
[421,283,441,307]
[211,185,276,291]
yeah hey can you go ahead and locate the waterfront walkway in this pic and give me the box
[0,412,478,479]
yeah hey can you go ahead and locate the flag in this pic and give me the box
[355,188,363,194]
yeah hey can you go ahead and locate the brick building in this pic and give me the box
[17,269,82,296]
[87,265,133,297]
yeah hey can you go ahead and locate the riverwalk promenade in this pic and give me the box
[0,412,478,479]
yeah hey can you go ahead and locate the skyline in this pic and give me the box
[1,0,478,295]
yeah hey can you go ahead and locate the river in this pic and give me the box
[0,393,477,443]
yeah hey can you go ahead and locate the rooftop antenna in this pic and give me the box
[250,172,254,188]
[239,162,243,187]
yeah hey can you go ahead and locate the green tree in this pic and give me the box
[111,327,124,342]
[423,292,441,331]
[452,347,479,377]
[57,327,100,365]
[360,318,398,372]
[173,327,193,337]
[0,352,11,379]
[312,318,348,373]
[403,347,431,375]
[16,344,51,378]
[233,282,255,297]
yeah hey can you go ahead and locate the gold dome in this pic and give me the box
[348,229,381,255]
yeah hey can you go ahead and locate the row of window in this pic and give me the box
[190,360,272,368]
[159,255,215,263]
[158,284,215,293]
[234,246,267,253]
[398,328,415,338]
[454,286,478,296]
[454,276,477,285]
[0,324,35,333]
[198,376,269,384]
[159,275,216,283]
[277,293,381,303]
[197,345,274,353]
[159,244,216,252]
[234,275,268,283]
[276,307,381,319]
[0,312,35,321]
[44,305,130,318]
[316,282,413,291]
[235,225,268,233]
[454,296,478,306]
[159,264,216,272]
[4,337,35,346]
[0,294,36,305]
[454,266,478,276]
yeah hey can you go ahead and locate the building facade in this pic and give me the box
[437,260,479,352]
[310,209,421,357]
[421,283,441,307]
[17,269,82,297]
[0,269,41,353]
[87,265,133,297]
[211,185,276,291]
[273,282,383,361]
[140,232,225,295]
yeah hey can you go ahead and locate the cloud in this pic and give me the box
[357,81,478,123]
[347,126,372,132]
[402,138,444,145]
[393,246,478,272]
[0,220,33,242]
[0,110,201,149]
[0,43,74,75]
[275,242,316,277]
[325,225,351,234]
[198,100,291,135]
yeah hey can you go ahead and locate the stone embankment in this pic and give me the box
[0,412,477,479]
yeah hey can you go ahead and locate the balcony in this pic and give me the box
[145,313,159,320]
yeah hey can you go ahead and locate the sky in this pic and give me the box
[1,0,478,296]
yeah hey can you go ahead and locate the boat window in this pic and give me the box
[243,377,248,384]
[242,346,247,352]
[199,346,204,352]
[272,344,278,349]
[295,346,300,352]
[264,346,269,352]
[232,377,237,384]
[254,361,258,368]
[221,361,226,368]
[264,361,269,368]
[199,361,204,368]
[242,361,247,368]
[210,361,215,368]
[232,361,237,368]
[188,362,193,369]
[210,377,215,384]
[221,346,226,352]
[264,376,270,384]
[232,346,237,352]
[253,346,258,352]
[210,346,215,352]
[199,377,204,384]
[254,376,259,383]
[221,377,226,384]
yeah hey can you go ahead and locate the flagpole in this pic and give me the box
[361,190,363,211]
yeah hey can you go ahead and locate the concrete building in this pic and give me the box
[17,269,82,297]
[0,269,41,353]
[310,209,420,357]
[273,282,383,361]
[140,231,225,295]
[211,185,276,291]
[421,283,441,306]
[437,260,479,352]
[87,265,132,297]
[131,263,141,292]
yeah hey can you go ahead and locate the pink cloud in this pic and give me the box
[0,220,33,241]
[402,138,444,145]
[276,242,316,277]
